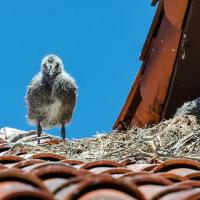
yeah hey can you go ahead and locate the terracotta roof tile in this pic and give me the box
[158,189,200,200]
[61,159,84,165]
[186,172,200,180]
[0,155,198,199]
[152,159,200,173]
[0,182,54,200]
[123,174,173,186]
[12,159,45,168]
[156,172,189,183]
[0,155,25,164]
[30,152,67,161]
[2,130,200,199]
[2,131,200,199]
[54,175,146,200]
[80,159,124,169]
[120,171,150,179]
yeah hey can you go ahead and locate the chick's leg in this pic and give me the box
[61,123,66,140]
[37,122,42,144]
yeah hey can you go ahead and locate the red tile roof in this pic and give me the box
[0,154,199,199]
[1,123,200,198]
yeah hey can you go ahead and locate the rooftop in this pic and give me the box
[0,151,199,199]
[1,115,200,199]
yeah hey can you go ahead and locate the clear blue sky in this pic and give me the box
[0,1,156,138]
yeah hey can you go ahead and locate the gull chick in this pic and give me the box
[25,54,77,142]
[175,97,200,119]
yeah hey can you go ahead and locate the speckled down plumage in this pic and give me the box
[175,97,200,119]
[25,55,77,129]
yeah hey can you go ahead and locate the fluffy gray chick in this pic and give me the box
[25,54,77,142]
[175,97,200,119]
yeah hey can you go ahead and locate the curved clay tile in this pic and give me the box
[157,172,189,182]
[186,172,200,180]
[0,168,48,191]
[157,189,200,200]
[78,189,138,200]
[43,170,91,193]
[11,159,46,169]
[43,178,69,194]
[54,175,145,200]
[80,160,124,170]
[152,159,200,173]
[166,168,199,177]
[98,167,133,175]
[0,181,54,200]
[119,171,150,179]
[174,180,200,188]
[31,152,67,161]
[150,184,192,200]
[123,174,173,186]
[22,162,74,173]
[60,159,84,166]
[30,164,82,180]
[86,167,119,174]
[140,184,190,200]
[0,155,25,164]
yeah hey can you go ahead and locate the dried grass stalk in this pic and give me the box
[6,115,200,163]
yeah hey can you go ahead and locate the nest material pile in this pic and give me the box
[8,115,200,163]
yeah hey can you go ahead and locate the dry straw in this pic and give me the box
[7,115,200,163]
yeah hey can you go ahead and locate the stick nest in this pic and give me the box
[7,115,200,164]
